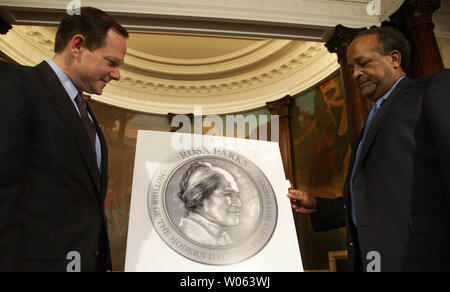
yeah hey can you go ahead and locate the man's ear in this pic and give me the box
[390,50,402,70]
[69,34,86,58]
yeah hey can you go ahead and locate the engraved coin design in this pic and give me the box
[148,148,278,265]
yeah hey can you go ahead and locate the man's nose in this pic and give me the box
[110,67,121,81]
[352,66,363,82]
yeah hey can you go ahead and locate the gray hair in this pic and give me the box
[178,162,225,211]
[354,26,411,73]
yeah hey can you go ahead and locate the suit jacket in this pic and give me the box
[311,70,450,272]
[0,61,111,272]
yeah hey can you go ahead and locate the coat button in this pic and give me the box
[349,242,354,247]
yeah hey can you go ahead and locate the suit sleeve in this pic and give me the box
[424,69,450,197]
[310,197,346,232]
[0,62,31,268]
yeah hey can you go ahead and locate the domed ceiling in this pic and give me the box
[0,25,339,115]
[5,0,449,115]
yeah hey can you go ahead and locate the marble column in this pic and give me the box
[389,0,444,78]
[266,95,296,187]
[325,25,371,145]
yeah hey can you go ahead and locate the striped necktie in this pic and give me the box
[75,93,98,168]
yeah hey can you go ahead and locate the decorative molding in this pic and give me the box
[120,42,326,95]
[1,12,347,117]
[0,0,407,41]
[0,25,340,115]
[123,39,292,79]
[0,26,53,65]
[2,0,447,39]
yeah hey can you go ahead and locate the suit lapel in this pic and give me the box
[34,61,101,193]
[356,77,414,171]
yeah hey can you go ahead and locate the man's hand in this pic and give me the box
[288,189,317,215]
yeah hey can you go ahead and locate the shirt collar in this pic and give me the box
[46,59,80,100]
[377,75,406,107]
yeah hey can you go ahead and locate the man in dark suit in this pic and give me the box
[0,7,128,272]
[289,27,449,272]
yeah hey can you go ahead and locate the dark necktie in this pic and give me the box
[75,93,98,168]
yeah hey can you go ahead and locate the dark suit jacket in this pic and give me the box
[0,61,111,272]
[311,70,450,272]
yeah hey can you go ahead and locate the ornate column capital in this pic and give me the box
[325,25,367,62]
[0,15,12,35]
[266,95,293,118]
[389,0,441,32]
[325,25,371,143]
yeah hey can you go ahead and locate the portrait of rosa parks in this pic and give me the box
[177,162,242,246]
[163,157,264,249]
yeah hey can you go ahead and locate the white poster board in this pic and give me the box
[125,131,303,272]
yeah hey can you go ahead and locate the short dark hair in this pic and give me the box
[54,7,129,53]
[355,26,411,72]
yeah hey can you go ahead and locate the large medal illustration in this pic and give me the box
[148,148,278,265]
